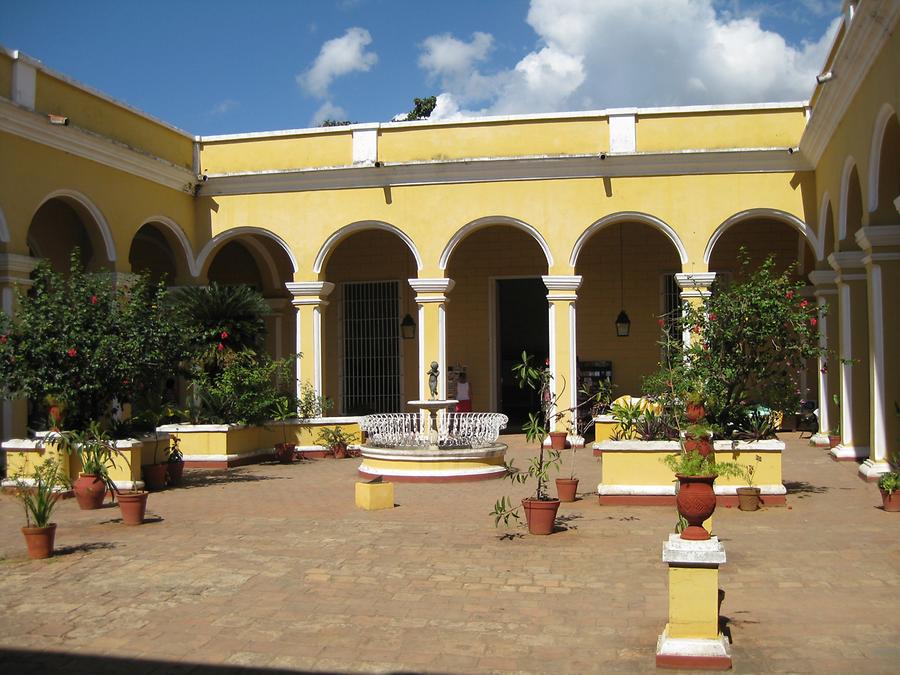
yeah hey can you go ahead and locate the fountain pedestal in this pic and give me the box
[408,399,458,448]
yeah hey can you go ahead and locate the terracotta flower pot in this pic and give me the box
[828,435,841,448]
[556,478,579,502]
[684,436,713,458]
[675,474,716,540]
[736,486,762,511]
[522,498,561,535]
[117,491,149,525]
[685,403,706,422]
[22,523,56,559]
[167,459,185,486]
[331,443,348,459]
[73,474,107,510]
[881,489,900,512]
[142,463,167,491]
[548,431,567,451]
[274,443,296,464]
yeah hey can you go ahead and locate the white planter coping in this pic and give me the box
[596,440,682,452]
[157,416,362,433]
[597,483,786,496]
[2,435,165,452]
[593,414,617,423]
[2,477,144,491]
[712,439,784,452]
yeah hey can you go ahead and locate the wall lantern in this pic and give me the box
[615,223,630,337]
[400,313,416,340]
[615,310,631,337]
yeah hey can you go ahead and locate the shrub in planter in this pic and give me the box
[315,426,358,459]
[13,459,69,559]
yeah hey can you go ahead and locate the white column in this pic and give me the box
[408,278,455,400]
[674,272,716,346]
[808,270,838,446]
[286,281,335,400]
[542,275,582,422]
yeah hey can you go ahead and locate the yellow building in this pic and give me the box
[1,0,897,480]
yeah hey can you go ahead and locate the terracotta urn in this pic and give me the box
[675,474,716,540]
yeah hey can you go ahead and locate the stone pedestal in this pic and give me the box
[355,481,394,510]
[656,533,732,670]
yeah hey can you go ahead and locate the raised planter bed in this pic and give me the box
[596,438,785,506]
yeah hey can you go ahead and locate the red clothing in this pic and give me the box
[456,399,472,412]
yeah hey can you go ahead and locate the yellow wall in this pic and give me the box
[34,72,193,169]
[637,108,806,152]
[199,132,353,174]
[379,118,608,162]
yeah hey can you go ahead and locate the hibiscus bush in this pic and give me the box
[0,252,189,431]
[644,252,824,436]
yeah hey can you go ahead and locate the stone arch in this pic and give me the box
[28,189,115,271]
[440,216,553,271]
[818,193,836,259]
[130,216,197,282]
[867,103,899,224]
[704,208,820,264]
[196,227,298,280]
[838,157,864,243]
[314,221,422,275]
[570,212,688,267]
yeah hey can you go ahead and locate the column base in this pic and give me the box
[810,432,831,447]
[858,459,892,482]
[656,625,732,670]
[829,444,868,461]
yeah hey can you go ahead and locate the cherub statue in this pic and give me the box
[428,361,439,400]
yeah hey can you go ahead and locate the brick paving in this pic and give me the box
[0,432,897,674]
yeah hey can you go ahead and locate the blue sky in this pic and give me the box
[1,0,842,135]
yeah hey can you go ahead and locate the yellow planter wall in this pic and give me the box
[200,132,353,174]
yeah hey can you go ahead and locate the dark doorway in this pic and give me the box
[497,278,548,428]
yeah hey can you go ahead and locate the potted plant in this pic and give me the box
[878,471,899,512]
[316,426,357,459]
[54,421,123,510]
[684,389,706,423]
[684,422,714,458]
[272,396,298,463]
[491,352,563,535]
[663,450,742,541]
[167,435,185,486]
[736,454,764,511]
[115,485,150,525]
[13,459,69,559]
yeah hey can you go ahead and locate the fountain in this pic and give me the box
[358,363,508,482]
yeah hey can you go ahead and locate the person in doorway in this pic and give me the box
[456,372,472,412]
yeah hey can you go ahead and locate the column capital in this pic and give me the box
[0,253,40,285]
[542,275,582,301]
[675,272,716,299]
[286,281,335,307]
[409,277,454,303]
[855,225,900,252]
[808,269,837,287]
[827,250,866,272]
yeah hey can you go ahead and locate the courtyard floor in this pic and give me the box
[0,432,897,674]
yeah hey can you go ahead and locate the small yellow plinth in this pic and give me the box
[656,533,732,670]
[355,481,394,510]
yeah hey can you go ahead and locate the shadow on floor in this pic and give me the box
[54,541,118,556]
[177,469,290,490]
[783,480,829,496]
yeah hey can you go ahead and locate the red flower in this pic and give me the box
[544,358,550,366]
[800,299,809,308]
[810,317,817,327]
[220,331,229,340]
[0,334,7,344]
[658,318,665,327]
[217,342,225,352]
[67,347,77,357]
[708,312,717,321]
[90,295,97,305]
[691,324,701,334]
[786,290,794,299]
[702,342,709,350]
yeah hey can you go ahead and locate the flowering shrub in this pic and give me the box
[644,253,824,435]
[0,253,188,430]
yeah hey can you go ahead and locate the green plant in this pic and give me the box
[685,422,714,439]
[14,459,70,527]
[53,421,124,489]
[272,396,298,446]
[297,381,333,420]
[610,399,644,440]
[662,451,743,478]
[315,426,357,448]
[741,454,763,488]
[735,409,778,440]
[879,471,899,495]
[635,407,678,441]
[168,435,183,464]
[0,252,188,431]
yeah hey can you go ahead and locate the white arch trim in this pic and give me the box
[704,208,820,264]
[440,216,553,270]
[817,192,832,261]
[838,155,860,242]
[313,220,423,274]
[0,205,8,243]
[241,236,282,291]
[569,211,688,267]
[137,215,198,278]
[867,103,897,215]
[35,189,116,262]
[196,227,299,278]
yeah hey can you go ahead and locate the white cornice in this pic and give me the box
[674,272,717,289]
[855,225,900,251]
[0,98,195,192]
[285,281,335,299]
[199,148,810,197]
[800,1,900,164]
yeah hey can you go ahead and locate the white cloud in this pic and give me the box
[311,101,348,126]
[417,0,839,119]
[298,27,378,98]
[209,98,239,116]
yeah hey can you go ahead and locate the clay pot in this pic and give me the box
[274,443,296,464]
[556,478,579,502]
[685,403,706,423]
[548,431,567,451]
[828,435,841,448]
[736,486,762,511]
[22,523,56,559]
[117,491,149,525]
[331,443,348,459]
[521,498,561,535]
[684,436,713,458]
[167,459,185,486]
[675,474,717,541]
[73,474,107,510]
[142,463,167,491]
[881,489,900,512]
